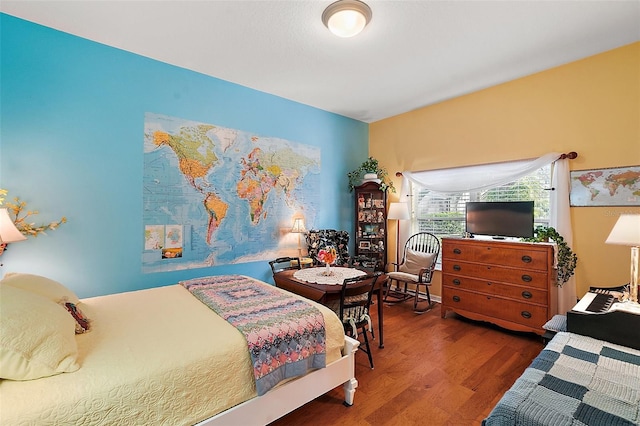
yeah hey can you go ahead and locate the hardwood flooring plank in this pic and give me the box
[268,301,543,425]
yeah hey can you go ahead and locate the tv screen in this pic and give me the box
[465,201,534,238]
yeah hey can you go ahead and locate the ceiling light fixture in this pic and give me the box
[322,0,372,38]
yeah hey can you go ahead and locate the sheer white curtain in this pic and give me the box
[403,152,560,192]
[399,152,576,313]
[550,157,577,314]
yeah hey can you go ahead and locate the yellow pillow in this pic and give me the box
[1,272,80,304]
[0,285,80,380]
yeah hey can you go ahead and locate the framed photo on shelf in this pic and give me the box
[570,165,640,206]
[359,241,371,250]
[363,224,377,236]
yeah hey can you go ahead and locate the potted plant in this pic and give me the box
[347,157,396,193]
[523,225,577,287]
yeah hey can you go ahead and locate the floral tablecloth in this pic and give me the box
[293,267,366,285]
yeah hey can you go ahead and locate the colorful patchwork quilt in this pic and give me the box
[181,275,326,395]
[484,331,640,425]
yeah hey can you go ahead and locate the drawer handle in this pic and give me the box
[453,248,462,254]
[453,265,461,271]
[522,255,532,263]
[521,274,532,282]
[521,311,532,319]
[452,295,461,302]
[452,279,461,286]
[522,291,533,299]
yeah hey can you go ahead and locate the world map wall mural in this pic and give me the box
[142,113,320,273]
[569,165,640,207]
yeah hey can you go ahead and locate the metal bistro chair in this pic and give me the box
[334,272,380,369]
[385,232,440,313]
[269,257,301,276]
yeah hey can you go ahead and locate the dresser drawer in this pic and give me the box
[442,241,549,271]
[442,287,548,328]
[442,274,548,304]
[442,261,549,289]
[472,245,548,270]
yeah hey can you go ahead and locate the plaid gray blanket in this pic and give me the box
[484,332,640,425]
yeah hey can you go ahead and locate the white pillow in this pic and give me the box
[0,285,80,380]
[399,250,436,275]
[1,272,80,304]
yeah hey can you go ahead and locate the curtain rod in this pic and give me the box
[395,152,578,177]
[559,151,578,160]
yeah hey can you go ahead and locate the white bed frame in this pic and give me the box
[198,336,360,426]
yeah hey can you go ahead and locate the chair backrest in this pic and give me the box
[350,255,377,272]
[305,229,350,266]
[339,273,379,326]
[269,257,301,275]
[398,232,440,274]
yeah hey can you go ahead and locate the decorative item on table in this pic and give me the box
[317,246,337,276]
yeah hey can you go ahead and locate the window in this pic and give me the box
[411,164,551,264]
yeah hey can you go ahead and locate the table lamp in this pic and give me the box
[0,207,27,258]
[387,202,410,265]
[605,214,640,304]
[291,216,307,258]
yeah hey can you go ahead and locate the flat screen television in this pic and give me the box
[465,201,534,239]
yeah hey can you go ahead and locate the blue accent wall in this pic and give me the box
[0,14,369,297]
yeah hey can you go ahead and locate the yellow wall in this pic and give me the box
[370,42,640,299]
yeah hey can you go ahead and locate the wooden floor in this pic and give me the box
[269,299,545,426]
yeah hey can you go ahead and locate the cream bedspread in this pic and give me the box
[0,282,345,425]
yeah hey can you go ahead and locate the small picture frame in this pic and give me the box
[363,224,377,235]
[359,241,371,250]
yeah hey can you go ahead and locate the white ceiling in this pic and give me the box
[2,1,639,123]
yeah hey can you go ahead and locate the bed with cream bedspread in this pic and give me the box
[0,282,345,425]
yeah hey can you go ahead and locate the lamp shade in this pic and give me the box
[0,208,27,244]
[322,0,372,38]
[605,214,640,246]
[387,202,410,221]
[291,217,307,233]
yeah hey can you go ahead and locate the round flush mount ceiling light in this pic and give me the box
[322,0,372,38]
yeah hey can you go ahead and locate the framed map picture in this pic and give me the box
[570,165,640,206]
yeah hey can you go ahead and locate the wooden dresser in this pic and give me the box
[441,237,557,335]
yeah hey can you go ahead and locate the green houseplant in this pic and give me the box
[347,157,396,193]
[523,225,577,287]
